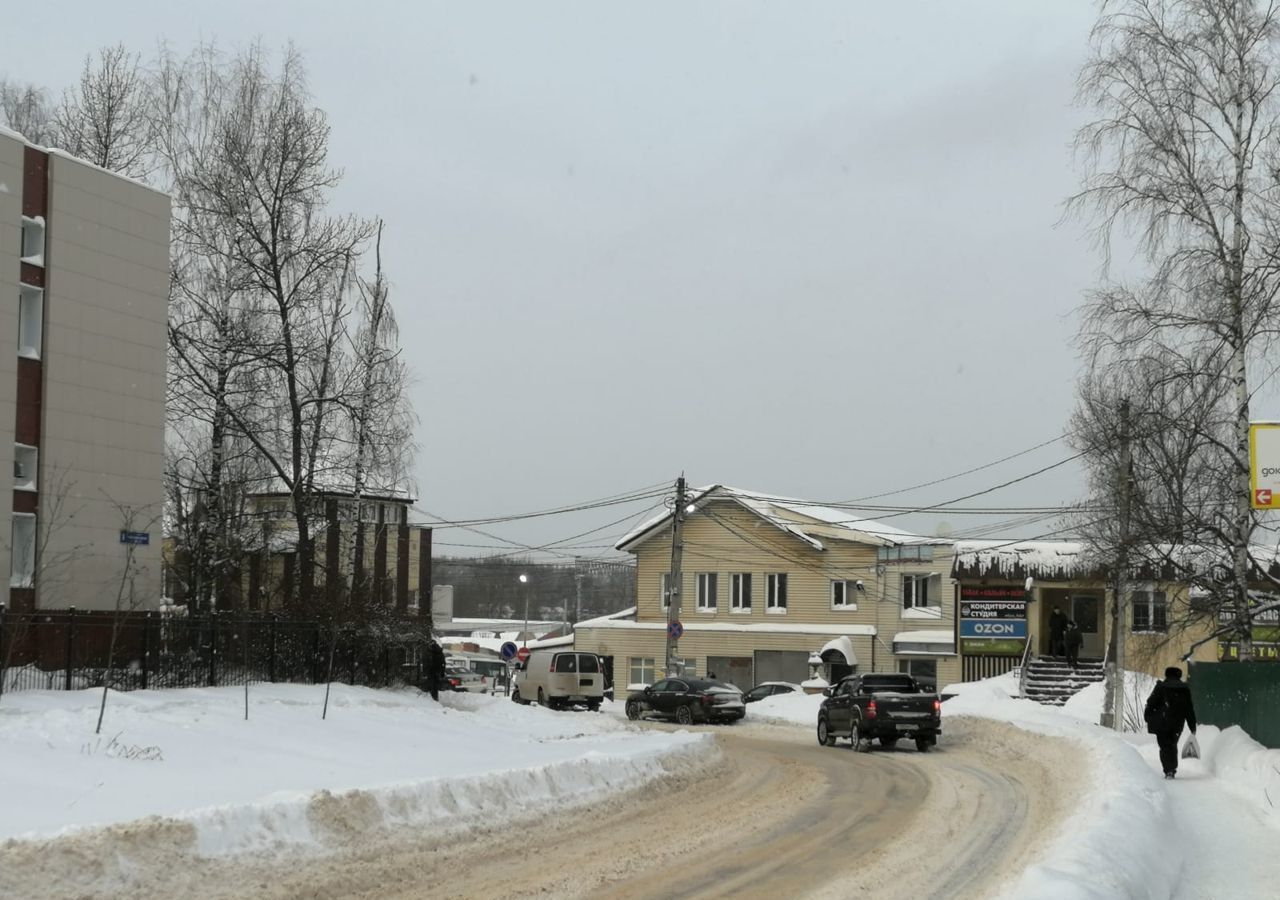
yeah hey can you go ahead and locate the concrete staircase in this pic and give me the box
[1021,656,1106,706]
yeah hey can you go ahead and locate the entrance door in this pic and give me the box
[1069,594,1103,657]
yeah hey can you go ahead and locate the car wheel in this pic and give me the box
[854,729,872,752]
[511,688,522,704]
[537,688,548,707]
[915,738,932,753]
[880,737,899,749]
[625,700,641,720]
[818,717,837,747]
[676,704,694,726]
[587,701,601,712]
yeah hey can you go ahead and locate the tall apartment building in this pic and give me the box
[2,127,170,612]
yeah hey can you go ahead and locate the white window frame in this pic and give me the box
[897,658,938,689]
[629,656,655,686]
[672,656,697,678]
[10,513,36,588]
[18,284,43,359]
[902,573,940,610]
[1131,589,1169,633]
[730,573,752,613]
[21,216,44,264]
[13,444,37,492]
[696,572,718,612]
[831,579,859,610]
[766,573,788,614]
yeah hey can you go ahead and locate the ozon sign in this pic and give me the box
[960,619,1027,639]
[1251,422,1280,510]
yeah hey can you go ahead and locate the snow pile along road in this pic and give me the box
[0,684,713,863]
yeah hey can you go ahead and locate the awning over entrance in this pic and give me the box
[893,630,956,656]
[819,635,858,666]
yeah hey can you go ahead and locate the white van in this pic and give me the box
[512,650,605,711]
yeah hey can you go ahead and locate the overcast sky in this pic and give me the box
[13,1,1176,561]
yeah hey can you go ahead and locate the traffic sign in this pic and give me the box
[667,621,684,640]
[500,641,518,661]
[517,646,531,663]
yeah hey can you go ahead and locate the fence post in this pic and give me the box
[268,614,278,683]
[347,632,357,685]
[208,612,218,687]
[141,611,151,690]
[0,603,7,699]
[312,624,322,683]
[65,606,76,690]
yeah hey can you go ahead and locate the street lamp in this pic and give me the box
[519,574,529,647]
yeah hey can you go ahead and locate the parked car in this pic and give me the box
[511,650,605,710]
[625,678,745,725]
[742,681,800,704]
[816,673,940,752]
[445,665,486,693]
[447,654,507,693]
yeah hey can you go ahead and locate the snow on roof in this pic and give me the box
[577,619,878,637]
[952,540,1089,582]
[819,636,858,666]
[616,485,946,553]
[574,607,636,629]
[892,630,955,645]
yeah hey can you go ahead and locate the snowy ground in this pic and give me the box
[0,684,711,856]
[747,674,1280,899]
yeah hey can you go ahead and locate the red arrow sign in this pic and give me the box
[1258,489,1274,507]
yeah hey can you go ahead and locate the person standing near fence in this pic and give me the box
[1144,666,1198,779]
[423,640,446,701]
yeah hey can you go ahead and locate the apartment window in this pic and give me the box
[1132,590,1168,633]
[673,657,697,678]
[13,445,37,491]
[10,514,36,587]
[766,573,788,613]
[18,285,43,359]
[730,573,752,613]
[902,574,939,610]
[831,579,859,610]
[898,659,938,691]
[629,657,656,686]
[21,216,44,264]
[877,546,935,563]
[696,573,718,611]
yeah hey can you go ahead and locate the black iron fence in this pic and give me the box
[0,607,430,695]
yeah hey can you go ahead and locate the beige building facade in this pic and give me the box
[3,127,169,612]
[576,485,960,699]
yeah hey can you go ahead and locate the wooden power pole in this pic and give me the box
[664,476,687,678]
[1102,398,1133,731]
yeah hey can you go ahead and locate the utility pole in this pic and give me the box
[1102,398,1133,731]
[574,557,583,625]
[664,476,687,678]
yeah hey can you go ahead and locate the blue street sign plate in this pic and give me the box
[960,619,1027,639]
[667,621,684,640]
[500,641,518,661]
[119,531,150,546]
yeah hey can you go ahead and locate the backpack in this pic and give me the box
[1145,685,1171,734]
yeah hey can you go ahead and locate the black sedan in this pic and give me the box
[625,678,746,725]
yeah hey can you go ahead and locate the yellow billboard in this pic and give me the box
[1251,422,1280,510]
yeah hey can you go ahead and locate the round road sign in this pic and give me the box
[517,646,531,663]
[667,621,684,640]
[500,641,518,661]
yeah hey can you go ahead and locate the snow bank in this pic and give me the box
[1195,724,1280,826]
[745,690,824,727]
[0,684,713,857]
[946,682,1180,900]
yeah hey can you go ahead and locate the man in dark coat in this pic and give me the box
[1063,620,1083,671]
[1145,666,1198,779]
[1048,606,1068,656]
[423,640,447,701]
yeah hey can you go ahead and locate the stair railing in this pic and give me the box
[1017,633,1035,698]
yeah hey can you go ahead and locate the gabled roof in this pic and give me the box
[616,484,947,553]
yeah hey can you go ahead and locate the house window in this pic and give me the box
[696,573,718,611]
[831,579,859,610]
[18,285,43,359]
[766,573,788,613]
[629,656,656,686]
[898,659,938,691]
[731,573,752,613]
[672,656,697,677]
[10,513,36,587]
[21,216,44,264]
[902,574,938,610]
[13,444,37,492]
[877,546,935,563]
[1132,590,1168,633]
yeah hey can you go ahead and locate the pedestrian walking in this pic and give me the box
[1048,606,1068,657]
[424,640,447,701]
[1144,666,1198,779]
[1064,620,1083,670]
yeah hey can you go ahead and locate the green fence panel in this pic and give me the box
[1189,661,1280,749]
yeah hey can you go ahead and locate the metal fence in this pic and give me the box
[0,607,429,696]
[1189,660,1280,749]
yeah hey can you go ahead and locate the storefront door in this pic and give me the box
[1069,594,1103,658]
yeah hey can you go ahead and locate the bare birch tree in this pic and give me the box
[52,44,152,177]
[1070,0,1280,660]
[0,80,53,144]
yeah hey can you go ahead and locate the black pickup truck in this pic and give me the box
[817,673,941,752]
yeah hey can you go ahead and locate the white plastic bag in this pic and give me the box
[1181,733,1201,760]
